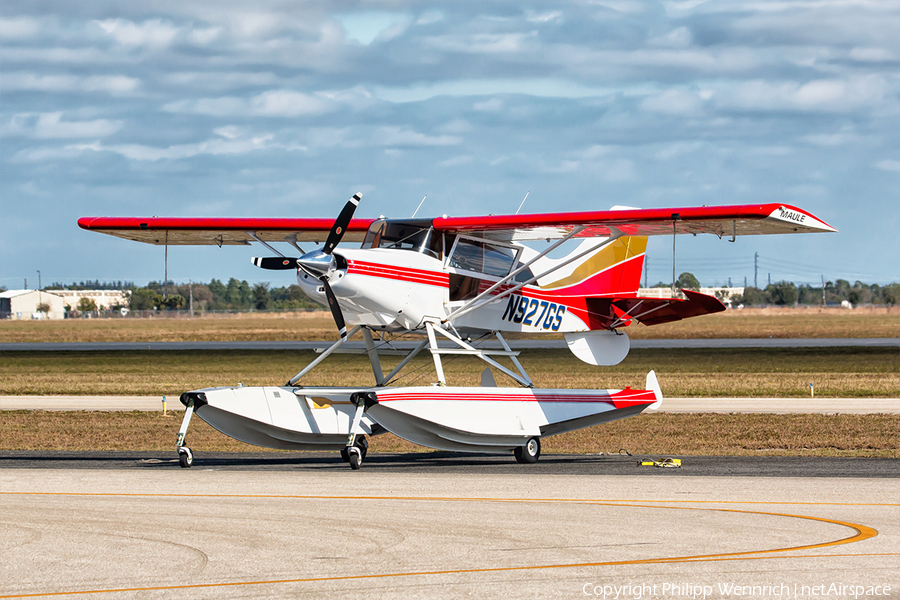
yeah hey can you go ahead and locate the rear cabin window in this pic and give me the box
[447,237,518,278]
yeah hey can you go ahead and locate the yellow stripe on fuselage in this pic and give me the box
[541,236,647,290]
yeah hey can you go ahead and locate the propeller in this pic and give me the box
[250,193,362,337]
[296,192,362,338]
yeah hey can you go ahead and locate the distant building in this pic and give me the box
[639,287,745,306]
[53,289,130,311]
[0,289,66,320]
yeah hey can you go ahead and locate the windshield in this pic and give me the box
[361,219,441,257]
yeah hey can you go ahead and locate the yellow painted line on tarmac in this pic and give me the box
[0,492,887,598]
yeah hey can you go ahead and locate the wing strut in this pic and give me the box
[247,232,286,258]
[443,225,585,324]
[671,215,678,297]
[286,325,362,386]
[164,231,169,300]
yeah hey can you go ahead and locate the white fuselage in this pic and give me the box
[296,246,593,334]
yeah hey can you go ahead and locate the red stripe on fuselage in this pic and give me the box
[348,260,449,287]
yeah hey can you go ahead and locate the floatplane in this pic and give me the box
[79,196,835,469]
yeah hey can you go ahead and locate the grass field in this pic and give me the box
[1,347,897,397]
[2,411,897,457]
[1,306,897,343]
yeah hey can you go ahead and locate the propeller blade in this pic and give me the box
[321,278,347,339]
[323,192,362,255]
[251,257,299,270]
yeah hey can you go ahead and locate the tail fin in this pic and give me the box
[538,236,647,297]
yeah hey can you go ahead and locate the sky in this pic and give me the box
[2,0,899,291]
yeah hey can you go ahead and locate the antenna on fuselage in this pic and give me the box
[516,191,530,215]
[411,195,427,218]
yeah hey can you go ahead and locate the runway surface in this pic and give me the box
[1,464,897,599]
[3,395,897,413]
[2,337,898,352]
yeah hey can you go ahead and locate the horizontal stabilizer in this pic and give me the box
[587,289,726,328]
[252,257,299,270]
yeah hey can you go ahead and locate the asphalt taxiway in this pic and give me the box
[1,466,897,599]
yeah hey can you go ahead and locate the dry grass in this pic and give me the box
[2,347,896,397]
[2,411,897,457]
[1,306,897,343]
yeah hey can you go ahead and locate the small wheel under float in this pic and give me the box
[341,435,368,463]
[178,447,193,468]
[348,446,363,470]
[514,437,541,464]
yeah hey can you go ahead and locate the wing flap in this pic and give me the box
[77,217,376,246]
[587,289,727,329]
[433,203,835,241]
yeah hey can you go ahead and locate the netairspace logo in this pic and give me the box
[582,582,893,598]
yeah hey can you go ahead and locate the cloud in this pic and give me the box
[1,72,140,95]
[0,17,42,39]
[647,26,693,48]
[163,89,336,117]
[426,32,536,54]
[3,113,124,139]
[716,76,887,112]
[640,88,707,115]
[525,11,562,23]
[416,11,444,25]
[373,127,461,147]
[849,47,894,62]
[96,19,179,49]
[14,131,297,163]
[545,146,636,181]
[876,159,900,172]
[339,12,412,45]
[802,131,863,146]
[473,98,504,111]
[439,155,474,167]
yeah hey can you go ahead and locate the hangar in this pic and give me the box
[0,289,66,320]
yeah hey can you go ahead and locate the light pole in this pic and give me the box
[37,270,42,317]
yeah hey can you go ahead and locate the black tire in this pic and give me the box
[179,451,192,468]
[514,438,540,464]
[349,450,362,470]
[355,435,369,460]
[340,447,350,463]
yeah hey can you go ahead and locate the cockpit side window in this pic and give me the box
[447,236,519,277]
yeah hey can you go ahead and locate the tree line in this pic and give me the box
[658,273,899,306]
[128,279,322,311]
[17,274,900,312]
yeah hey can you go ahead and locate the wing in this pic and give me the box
[76,217,377,246]
[432,203,836,241]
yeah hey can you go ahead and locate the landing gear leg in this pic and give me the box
[344,392,371,470]
[514,437,541,464]
[176,399,195,468]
